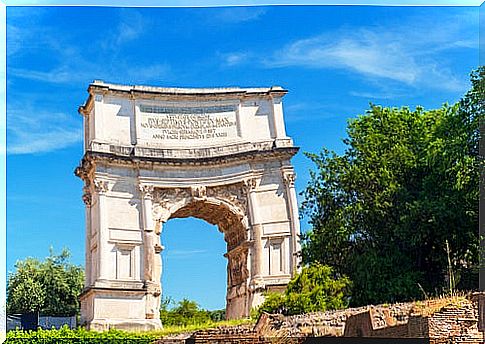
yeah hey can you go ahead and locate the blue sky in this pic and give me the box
[5,4,480,310]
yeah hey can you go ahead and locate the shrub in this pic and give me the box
[6,326,157,344]
[254,263,351,317]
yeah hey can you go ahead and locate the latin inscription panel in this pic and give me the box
[138,104,239,144]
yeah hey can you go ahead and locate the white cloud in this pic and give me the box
[9,66,83,84]
[269,31,419,84]
[10,61,171,85]
[349,90,404,100]
[8,129,81,155]
[6,24,21,57]
[267,25,473,92]
[225,11,477,93]
[7,107,82,155]
[102,9,147,51]
[220,52,251,66]
[8,8,171,85]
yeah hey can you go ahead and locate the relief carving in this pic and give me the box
[191,185,207,199]
[206,183,248,215]
[152,188,192,222]
[153,188,192,210]
[82,193,92,207]
[152,183,249,220]
[228,249,249,287]
[82,186,92,207]
[222,215,247,251]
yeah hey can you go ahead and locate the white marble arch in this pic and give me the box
[75,81,301,331]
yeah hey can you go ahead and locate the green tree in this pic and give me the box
[160,298,212,326]
[6,258,46,314]
[255,263,351,316]
[301,68,482,306]
[7,248,84,316]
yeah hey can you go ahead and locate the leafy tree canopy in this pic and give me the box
[255,263,351,316]
[301,67,483,306]
[160,297,222,326]
[7,248,84,316]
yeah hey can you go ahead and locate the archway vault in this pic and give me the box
[156,188,251,319]
[75,81,301,331]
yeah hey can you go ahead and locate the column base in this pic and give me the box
[80,285,162,332]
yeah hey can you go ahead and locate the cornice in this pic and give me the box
[78,81,288,115]
[74,145,299,177]
[87,80,287,96]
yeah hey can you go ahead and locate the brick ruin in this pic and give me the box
[157,293,485,343]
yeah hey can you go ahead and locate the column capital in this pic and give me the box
[93,179,110,194]
[139,184,155,199]
[283,172,296,188]
[243,178,258,191]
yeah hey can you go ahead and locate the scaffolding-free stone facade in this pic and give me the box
[75,81,301,331]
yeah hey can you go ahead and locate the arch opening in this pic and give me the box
[161,217,227,311]
[160,199,250,319]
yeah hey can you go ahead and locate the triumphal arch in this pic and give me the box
[75,80,301,331]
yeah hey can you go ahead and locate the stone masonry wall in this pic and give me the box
[156,294,484,343]
[427,296,482,344]
[264,302,414,337]
[257,293,484,342]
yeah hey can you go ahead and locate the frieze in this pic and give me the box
[79,142,299,168]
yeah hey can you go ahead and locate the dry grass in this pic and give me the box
[411,293,469,317]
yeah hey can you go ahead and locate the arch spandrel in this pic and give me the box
[152,184,248,223]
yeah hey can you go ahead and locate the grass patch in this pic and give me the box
[6,318,255,343]
[146,318,255,337]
